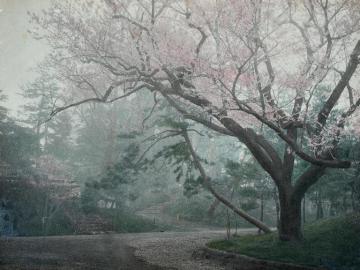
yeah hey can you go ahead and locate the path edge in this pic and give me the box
[192,246,327,270]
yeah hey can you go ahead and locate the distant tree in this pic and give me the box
[352,167,360,212]
[0,92,37,169]
[0,90,7,120]
[82,143,144,211]
[21,76,59,155]
[45,112,72,160]
[72,103,123,180]
[21,76,76,167]
[306,138,360,218]
[225,160,275,226]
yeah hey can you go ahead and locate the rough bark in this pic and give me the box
[278,191,303,241]
[279,165,325,240]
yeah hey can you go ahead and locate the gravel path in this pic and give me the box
[0,229,256,269]
[128,231,227,270]
[127,229,257,270]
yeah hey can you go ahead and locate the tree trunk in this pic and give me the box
[258,193,265,234]
[316,191,324,220]
[226,209,231,240]
[329,201,336,217]
[260,193,264,222]
[351,185,356,212]
[342,195,348,213]
[278,193,302,241]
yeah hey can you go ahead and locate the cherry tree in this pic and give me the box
[29,0,360,241]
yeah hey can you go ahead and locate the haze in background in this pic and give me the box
[0,0,50,116]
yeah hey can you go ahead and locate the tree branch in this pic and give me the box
[316,40,360,132]
[182,130,272,233]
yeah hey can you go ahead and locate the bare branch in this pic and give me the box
[316,40,360,132]
[188,22,208,56]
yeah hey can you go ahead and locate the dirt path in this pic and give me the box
[0,229,256,270]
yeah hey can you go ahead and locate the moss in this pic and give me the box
[208,214,360,268]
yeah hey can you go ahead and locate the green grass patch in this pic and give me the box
[102,209,173,233]
[112,213,173,233]
[208,214,360,269]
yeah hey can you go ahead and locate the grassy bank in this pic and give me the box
[208,214,360,269]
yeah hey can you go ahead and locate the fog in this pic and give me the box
[0,1,359,269]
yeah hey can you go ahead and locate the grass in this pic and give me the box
[102,209,174,233]
[208,214,360,269]
[112,213,173,233]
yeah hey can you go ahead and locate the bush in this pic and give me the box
[0,180,78,236]
[102,208,171,233]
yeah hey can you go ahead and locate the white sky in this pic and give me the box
[0,0,50,116]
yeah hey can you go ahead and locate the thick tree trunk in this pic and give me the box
[278,193,303,241]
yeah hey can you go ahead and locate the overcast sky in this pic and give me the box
[0,0,50,115]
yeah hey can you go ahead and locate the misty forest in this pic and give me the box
[0,1,360,269]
